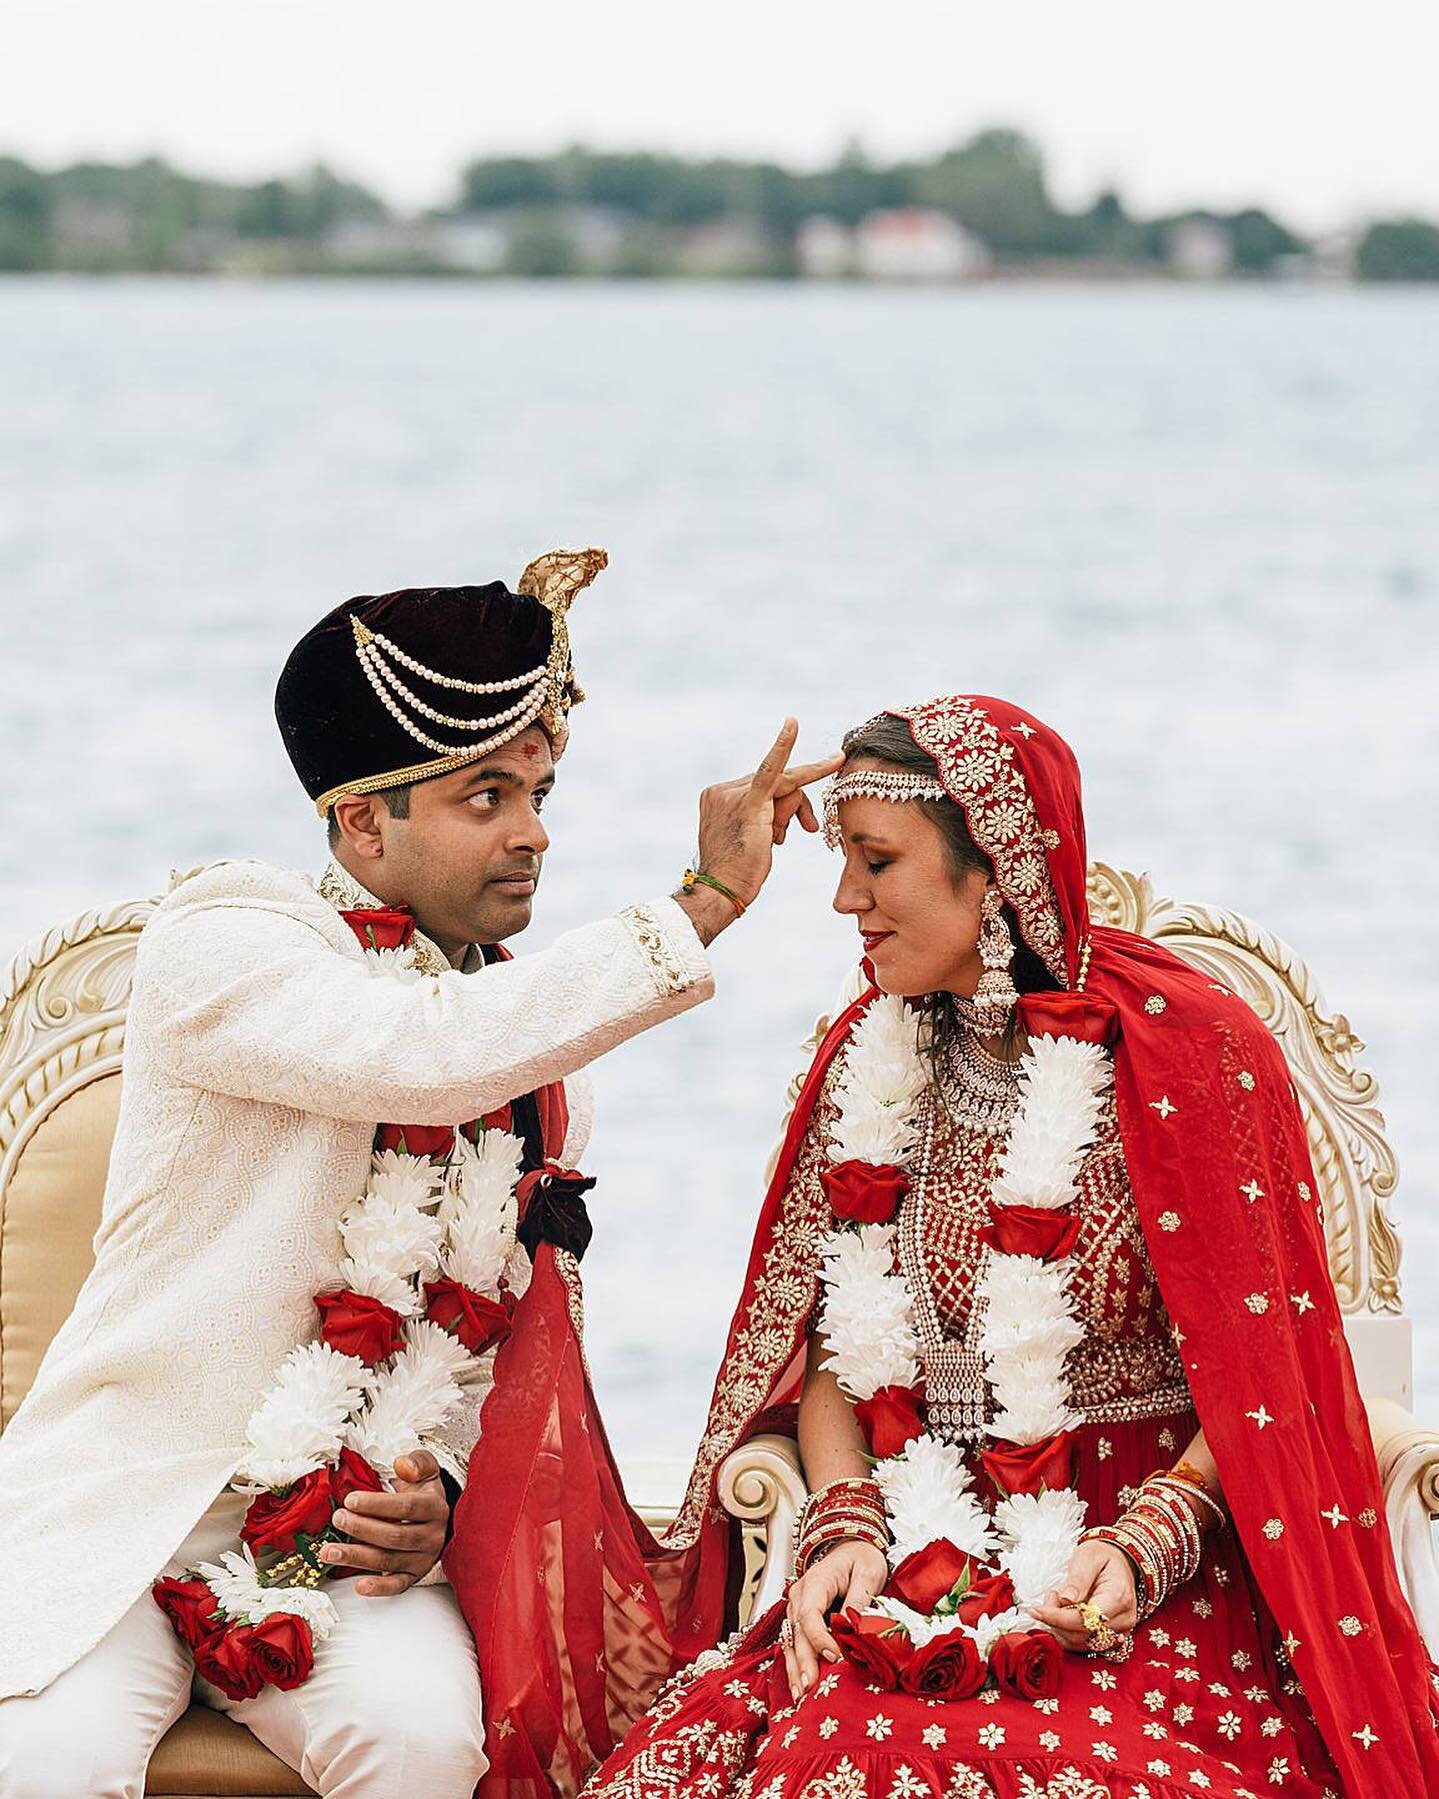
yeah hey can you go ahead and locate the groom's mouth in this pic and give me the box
[489,869,539,898]
[860,930,895,953]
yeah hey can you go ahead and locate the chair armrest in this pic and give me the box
[717,1434,808,1624]
[1366,1398,1439,1654]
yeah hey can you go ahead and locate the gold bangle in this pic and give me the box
[681,868,746,919]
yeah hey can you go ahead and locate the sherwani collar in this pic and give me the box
[315,860,479,976]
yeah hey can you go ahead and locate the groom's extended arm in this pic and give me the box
[140,889,711,1121]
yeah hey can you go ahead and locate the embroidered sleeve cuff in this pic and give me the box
[618,897,714,1001]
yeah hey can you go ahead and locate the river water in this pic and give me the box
[1,276,1435,1458]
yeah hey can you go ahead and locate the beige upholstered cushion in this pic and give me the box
[0,1073,120,1427]
[145,1710,313,1796]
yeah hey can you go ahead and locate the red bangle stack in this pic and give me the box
[792,1476,889,1578]
[1081,1464,1227,1620]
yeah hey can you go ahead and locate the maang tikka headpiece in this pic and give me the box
[822,769,949,849]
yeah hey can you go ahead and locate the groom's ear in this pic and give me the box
[331,792,394,861]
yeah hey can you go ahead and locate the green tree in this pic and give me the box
[1357,218,1439,280]
[1227,208,1303,272]
[0,157,49,269]
[912,128,1071,256]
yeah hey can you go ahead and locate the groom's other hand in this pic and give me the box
[319,1449,451,1596]
[679,718,842,946]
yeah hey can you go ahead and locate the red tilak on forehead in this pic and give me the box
[521,740,541,760]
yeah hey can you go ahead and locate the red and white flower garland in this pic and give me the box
[815,993,1112,1689]
[152,906,521,1701]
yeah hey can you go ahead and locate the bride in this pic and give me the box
[575,695,1439,1799]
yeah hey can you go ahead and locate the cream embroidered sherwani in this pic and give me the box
[0,858,712,1702]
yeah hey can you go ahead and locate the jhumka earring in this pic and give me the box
[971,886,1018,1032]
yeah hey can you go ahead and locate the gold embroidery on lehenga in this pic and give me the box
[668,1083,842,1548]
[591,1719,753,1799]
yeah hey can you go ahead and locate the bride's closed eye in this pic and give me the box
[866,860,891,876]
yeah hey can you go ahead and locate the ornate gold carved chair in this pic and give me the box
[715,866,1439,1646]
[1,870,1435,1799]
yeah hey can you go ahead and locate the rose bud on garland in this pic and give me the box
[897,1628,986,1701]
[853,1384,925,1460]
[328,1448,384,1509]
[241,1469,335,1557]
[988,1628,1062,1699]
[152,1577,224,1652]
[822,1161,908,1225]
[886,1540,977,1614]
[194,1615,314,1701]
[313,1290,407,1366]
[352,908,416,951]
[829,1608,913,1691]
[374,1122,457,1159]
[424,1278,513,1355]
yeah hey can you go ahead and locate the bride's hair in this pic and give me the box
[840,715,1060,1066]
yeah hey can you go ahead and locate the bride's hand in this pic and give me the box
[782,1539,888,1698]
[1030,1538,1139,1651]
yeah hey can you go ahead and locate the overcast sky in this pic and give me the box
[4,0,1436,230]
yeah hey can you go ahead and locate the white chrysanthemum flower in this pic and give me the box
[345,1330,466,1473]
[875,1435,997,1564]
[440,1130,524,1221]
[401,1316,478,1382]
[994,1487,1087,1612]
[970,1606,1027,1659]
[817,1225,919,1399]
[238,1342,370,1488]
[367,1152,443,1209]
[364,944,425,985]
[197,1547,340,1639]
[829,997,927,1165]
[333,1255,422,1316]
[870,1594,932,1644]
[978,1254,1084,1443]
[442,1208,516,1296]
[339,1193,443,1281]
[992,1037,1110,1211]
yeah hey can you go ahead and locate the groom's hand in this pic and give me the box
[320,1449,451,1596]
[679,719,842,944]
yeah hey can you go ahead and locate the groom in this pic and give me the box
[0,549,836,1798]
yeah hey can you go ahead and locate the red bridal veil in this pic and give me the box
[448,694,1439,1798]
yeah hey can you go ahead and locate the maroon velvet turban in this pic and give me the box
[275,549,605,817]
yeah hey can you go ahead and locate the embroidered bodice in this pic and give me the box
[904,1088,1189,1426]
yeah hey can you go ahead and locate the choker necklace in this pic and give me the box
[938,1027,1022,1138]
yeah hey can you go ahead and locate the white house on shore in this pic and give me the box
[798,208,992,281]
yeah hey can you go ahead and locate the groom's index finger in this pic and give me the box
[748,718,800,796]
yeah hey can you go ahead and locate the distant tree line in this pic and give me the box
[0,132,1436,279]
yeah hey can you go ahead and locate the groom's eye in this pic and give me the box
[866,860,891,876]
[468,787,502,811]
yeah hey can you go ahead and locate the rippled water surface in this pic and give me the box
[1,277,1435,1457]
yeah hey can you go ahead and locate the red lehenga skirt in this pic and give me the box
[584,1416,1341,1799]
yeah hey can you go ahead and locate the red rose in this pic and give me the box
[898,1627,986,1700]
[244,1612,316,1691]
[339,906,416,952]
[989,1628,1062,1699]
[424,1278,513,1356]
[980,1431,1074,1500]
[1017,991,1120,1047]
[957,1569,1016,1627]
[822,1161,909,1225]
[374,1122,457,1159]
[886,1540,976,1614]
[980,1204,1082,1262]
[152,1576,223,1651]
[193,1620,267,1702]
[829,1608,912,1691]
[329,1448,385,1509]
[241,1469,335,1556]
[853,1384,925,1460]
[314,1289,407,1366]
